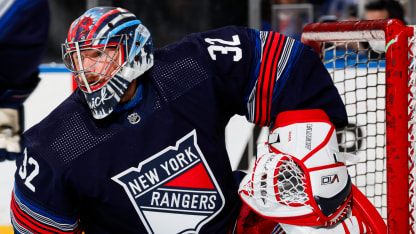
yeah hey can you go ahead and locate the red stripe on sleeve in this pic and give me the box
[255,32,284,126]
[264,33,285,125]
[11,194,57,234]
[258,33,278,125]
[254,33,273,125]
[11,192,77,234]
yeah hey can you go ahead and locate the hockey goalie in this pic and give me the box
[237,109,386,234]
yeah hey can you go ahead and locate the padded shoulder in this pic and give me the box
[23,89,118,167]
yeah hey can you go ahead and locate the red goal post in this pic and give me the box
[301,19,414,233]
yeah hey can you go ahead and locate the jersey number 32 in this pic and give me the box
[205,35,242,62]
[18,148,39,192]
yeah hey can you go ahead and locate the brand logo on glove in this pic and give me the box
[305,123,313,150]
[112,130,225,234]
[321,174,340,185]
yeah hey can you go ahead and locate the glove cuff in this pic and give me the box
[272,109,330,130]
[0,80,39,109]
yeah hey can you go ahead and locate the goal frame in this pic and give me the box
[301,19,413,233]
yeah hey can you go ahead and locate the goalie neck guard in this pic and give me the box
[62,7,154,119]
[239,109,352,226]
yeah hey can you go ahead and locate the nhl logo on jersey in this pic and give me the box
[127,112,141,124]
[112,130,225,233]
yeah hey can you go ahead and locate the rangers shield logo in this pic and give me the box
[112,130,225,233]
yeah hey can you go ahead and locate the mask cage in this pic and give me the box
[62,35,127,93]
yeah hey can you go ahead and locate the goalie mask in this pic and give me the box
[62,7,154,119]
[239,109,352,226]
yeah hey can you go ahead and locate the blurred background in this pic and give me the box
[44,0,414,63]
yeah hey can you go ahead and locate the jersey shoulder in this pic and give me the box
[151,34,212,104]
[150,25,253,105]
[23,89,117,167]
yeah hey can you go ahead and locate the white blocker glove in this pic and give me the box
[239,109,354,227]
[0,108,22,161]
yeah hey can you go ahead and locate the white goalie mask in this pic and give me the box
[62,7,154,119]
[239,109,353,226]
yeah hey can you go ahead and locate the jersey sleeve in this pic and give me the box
[0,0,49,88]
[11,140,82,234]
[197,26,347,128]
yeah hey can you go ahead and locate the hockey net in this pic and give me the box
[301,19,415,233]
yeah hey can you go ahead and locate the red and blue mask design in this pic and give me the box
[62,7,153,119]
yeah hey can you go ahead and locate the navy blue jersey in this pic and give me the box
[0,0,49,90]
[11,26,347,233]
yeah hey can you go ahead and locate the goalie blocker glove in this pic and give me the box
[0,86,37,161]
[239,109,352,227]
